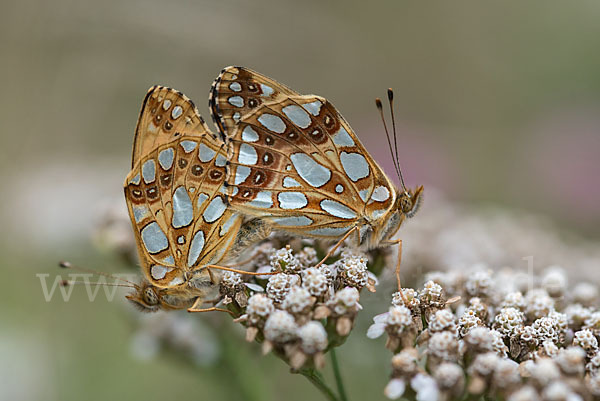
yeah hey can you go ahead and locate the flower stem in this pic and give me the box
[297,367,341,401]
[329,348,349,401]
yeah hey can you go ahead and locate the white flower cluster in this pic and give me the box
[372,267,600,400]
[232,245,372,369]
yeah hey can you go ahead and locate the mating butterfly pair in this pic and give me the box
[124,66,423,312]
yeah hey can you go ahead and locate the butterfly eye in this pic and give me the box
[143,288,159,306]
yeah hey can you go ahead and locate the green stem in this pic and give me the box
[296,367,341,401]
[329,348,349,401]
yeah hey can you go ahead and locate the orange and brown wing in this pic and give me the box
[223,92,396,239]
[125,87,242,288]
[132,86,217,167]
[209,66,299,138]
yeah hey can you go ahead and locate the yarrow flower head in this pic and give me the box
[269,245,301,273]
[266,273,296,303]
[335,251,369,289]
[301,267,330,298]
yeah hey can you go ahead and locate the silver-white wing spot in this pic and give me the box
[340,152,370,182]
[198,143,216,162]
[258,113,286,133]
[302,100,322,116]
[133,205,150,223]
[371,186,390,202]
[238,144,258,165]
[220,214,238,236]
[180,140,197,153]
[332,127,355,147]
[242,126,259,142]
[278,192,308,209]
[283,177,301,188]
[248,191,273,208]
[172,187,194,228]
[158,148,174,170]
[320,199,357,219]
[272,216,313,226]
[290,153,331,188]
[187,230,205,267]
[234,166,251,185]
[129,173,141,185]
[260,84,274,96]
[229,82,242,92]
[197,193,209,210]
[228,96,244,107]
[151,265,173,280]
[215,154,227,167]
[141,222,169,254]
[171,105,183,119]
[359,189,369,202]
[203,196,227,223]
[307,226,350,237]
[142,160,156,183]
[282,105,311,129]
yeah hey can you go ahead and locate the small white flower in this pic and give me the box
[266,273,296,302]
[494,307,524,336]
[501,291,525,310]
[573,329,598,352]
[541,267,567,297]
[433,362,463,389]
[367,322,386,339]
[468,352,499,376]
[264,310,298,343]
[282,286,313,314]
[384,378,406,400]
[428,331,458,361]
[507,385,540,401]
[554,346,586,375]
[301,267,329,298]
[246,293,274,324]
[297,321,328,354]
[329,287,360,315]
[528,358,561,386]
[269,246,301,272]
[410,373,439,401]
[221,271,242,288]
[336,253,368,289]
[429,309,457,333]
[465,269,493,298]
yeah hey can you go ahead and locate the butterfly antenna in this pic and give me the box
[375,98,402,180]
[60,280,135,289]
[59,261,138,287]
[387,89,407,192]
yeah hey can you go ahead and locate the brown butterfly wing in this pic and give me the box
[125,87,242,288]
[132,86,216,167]
[223,92,396,238]
[209,66,299,138]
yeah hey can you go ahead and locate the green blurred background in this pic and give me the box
[3,1,600,400]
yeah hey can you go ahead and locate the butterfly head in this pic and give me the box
[126,281,195,312]
[399,185,424,219]
[375,185,424,245]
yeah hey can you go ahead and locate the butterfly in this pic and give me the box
[124,86,272,312]
[209,66,423,289]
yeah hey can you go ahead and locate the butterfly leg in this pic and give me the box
[314,226,360,269]
[381,238,407,302]
[204,264,278,277]
[187,297,234,315]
